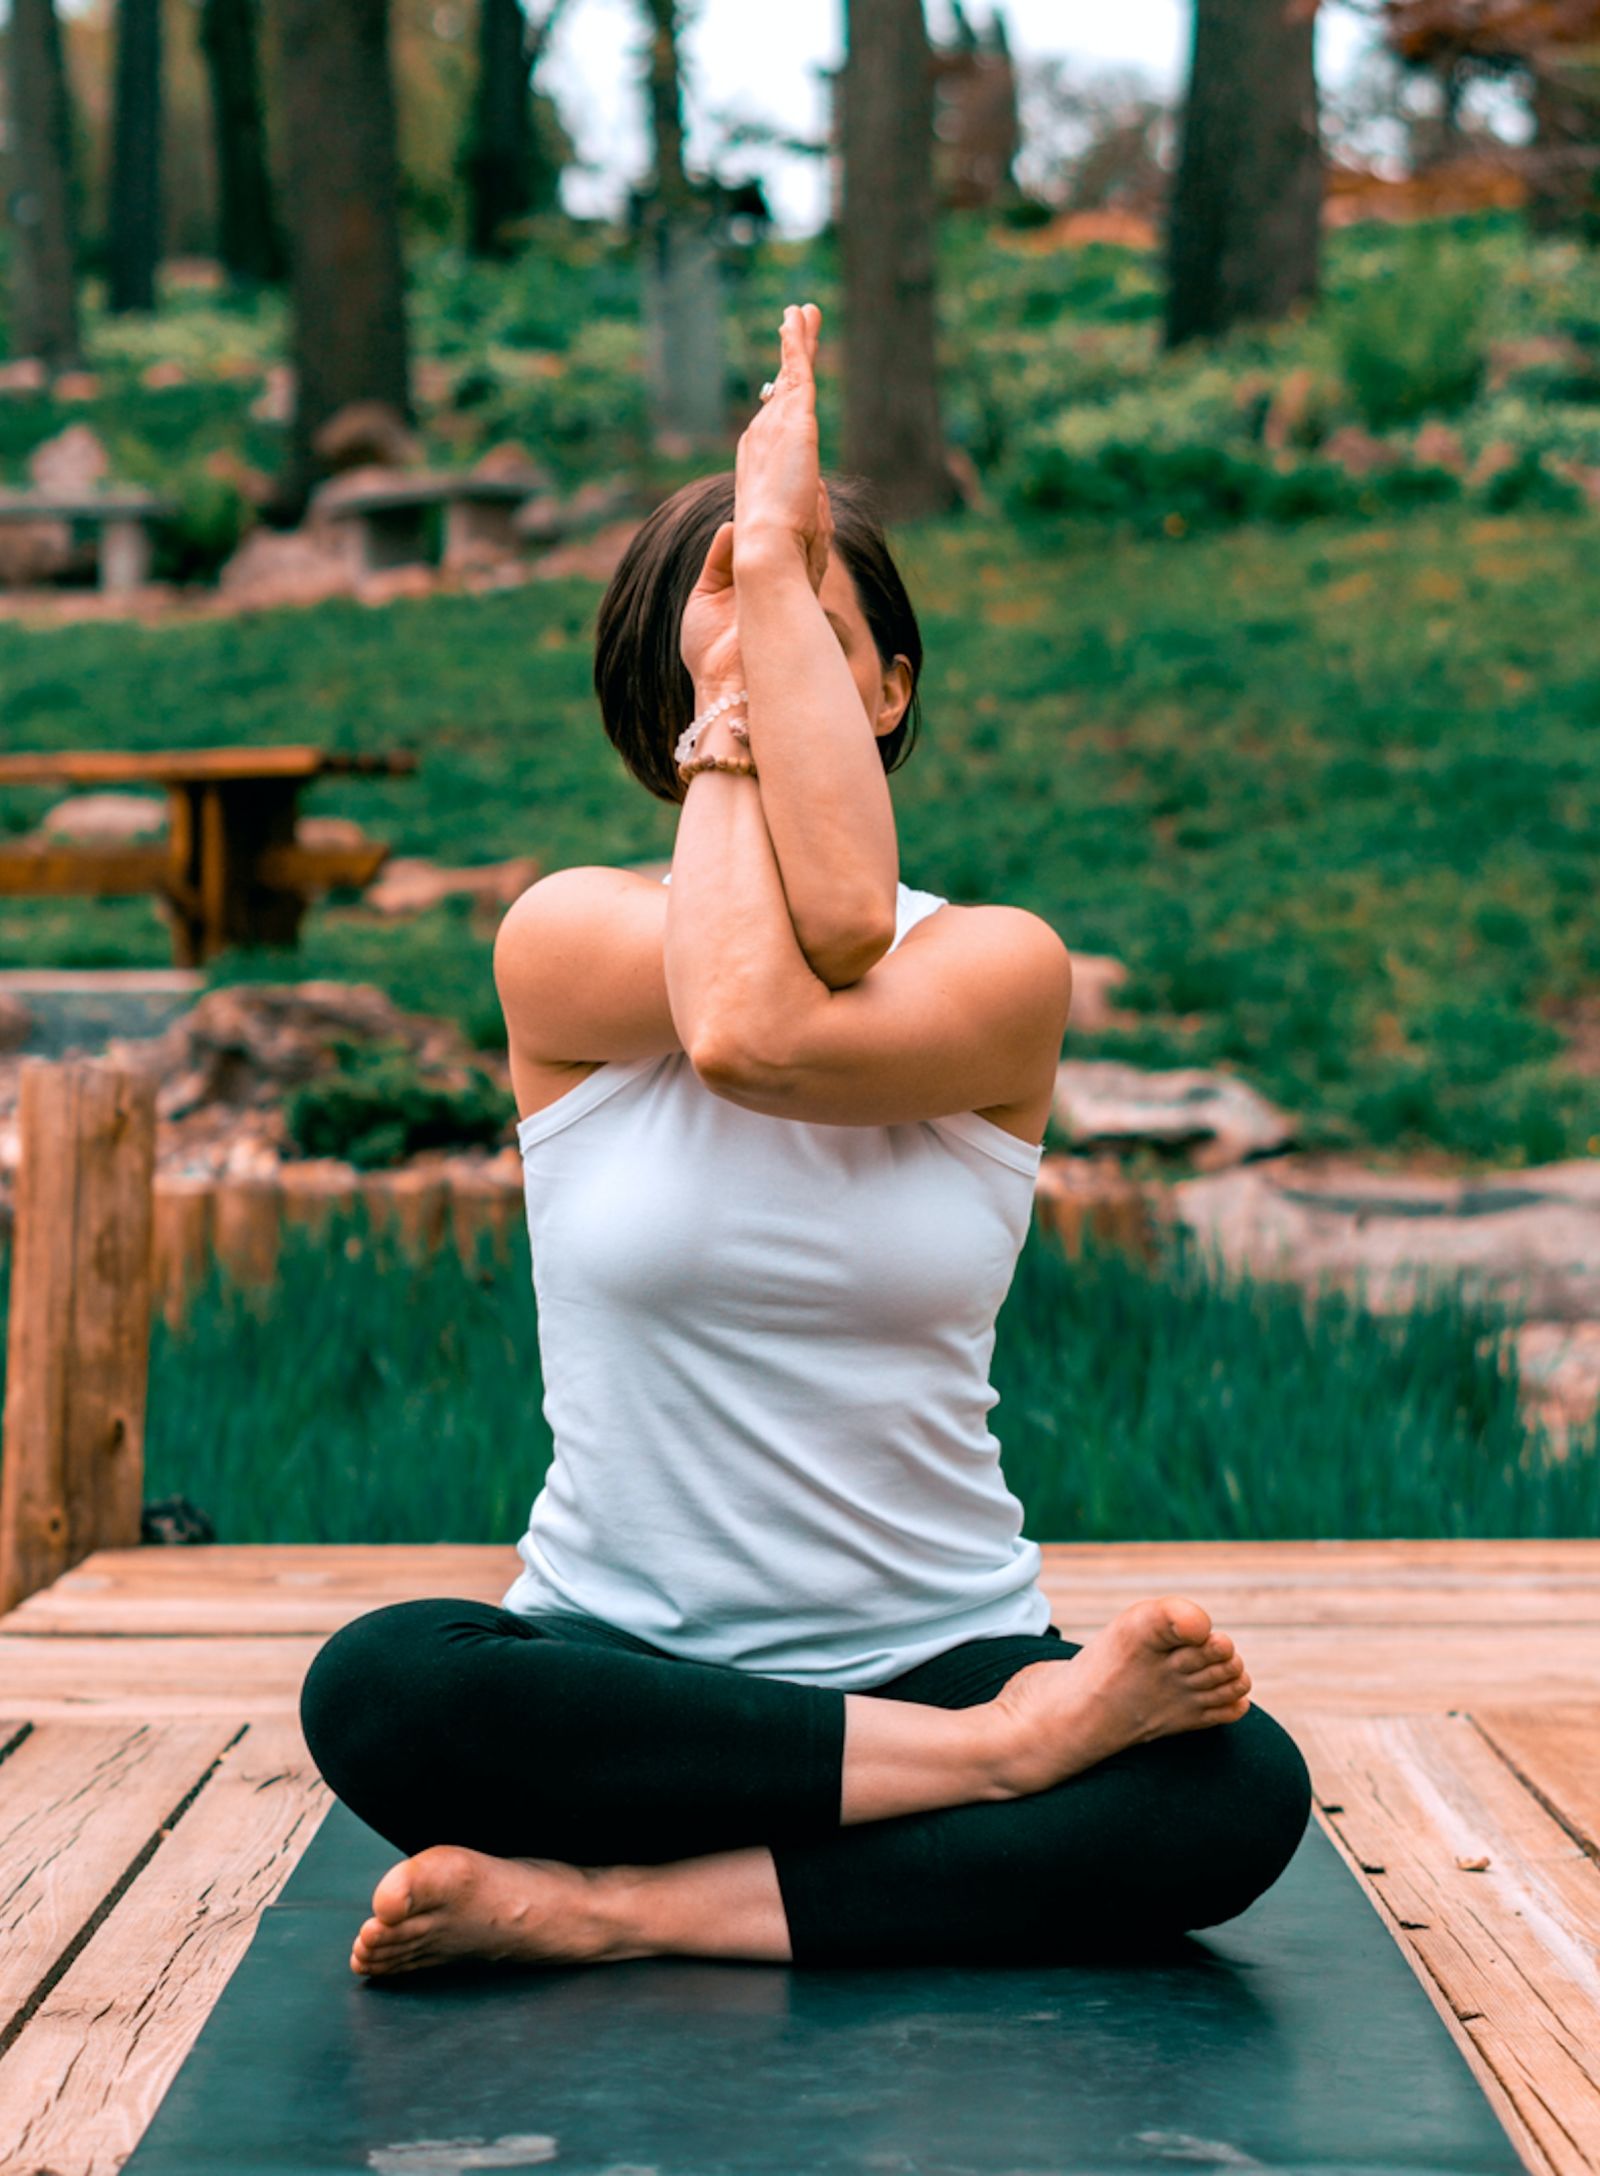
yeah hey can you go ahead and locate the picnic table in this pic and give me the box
[0,486,171,593]
[0,744,418,965]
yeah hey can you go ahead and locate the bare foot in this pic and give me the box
[988,1595,1252,1797]
[349,1845,643,1980]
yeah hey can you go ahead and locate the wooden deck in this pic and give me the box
[1,1539,1598,2176]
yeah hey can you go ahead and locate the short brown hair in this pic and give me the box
[593,470,924,804]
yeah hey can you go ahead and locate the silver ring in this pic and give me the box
[759,380,776,402]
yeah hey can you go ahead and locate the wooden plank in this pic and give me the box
[0,1719,332,2176]
[0,747,418,787]
[1473,1705,1600,1863]
[5,1543,520,1634]
[1296,1712,1600,2176]
[7,1622,1600,1718]
[0,1720,242,2052]
[0,1061,156,1616]
[254,838,391,893]
[0,841,170,896]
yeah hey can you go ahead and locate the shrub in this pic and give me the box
[1330,241,1490,430]
[283,1037,511,1169]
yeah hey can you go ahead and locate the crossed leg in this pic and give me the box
[297,1596,1312,1978]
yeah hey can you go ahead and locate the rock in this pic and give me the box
[217,525,357,609]
[0,519,76,584]
[515,494,569,544]
[141,360,191,391]
[312,401,423,472]
[1052,1061,1293,1170]
[1066,953,1141,1036]
[1468,441,1519,491]
[250,364,295,425]
[0,358,49,395]
[295,815,375,852]
[363,854,542,917]
[528,516,642,583]
[202,447,274,506]
[0,993,32,1053]
[414,359,459,406]
[141,1493,217,1544]
[40,790,167,843]
[1516,1320,1600,1446]
[1413,421,1467,474]
[1033,1155,1156,1260]
[1262,367,1325,453]
[50,371,101,403]
[27,421,110,494]
[1322,425,1404,479]
[1173,1158,1600,1323]
[357,564,440,607]
[472,441,554,491]
[102,981,495,1138]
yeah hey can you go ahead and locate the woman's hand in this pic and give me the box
[679,519,742,694]
[734,302,833,590]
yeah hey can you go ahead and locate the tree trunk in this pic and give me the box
[3,0,81,366]
[273,0,412,512]
[840,0,960,521]
[1526,58,1600,239]
[108,0,164,313]
[1164,0,1322,348]
[199,0,285,284]
[638,0,726,450]
[468,0,532,257]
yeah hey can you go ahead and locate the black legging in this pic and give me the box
[298,1597,1314,1967]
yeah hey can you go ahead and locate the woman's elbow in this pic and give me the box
[797,911,897,991]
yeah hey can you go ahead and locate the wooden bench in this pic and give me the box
[0,744,418,965]
[0,486,171,593]
[311,472,539,573]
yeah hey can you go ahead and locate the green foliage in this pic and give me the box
[5,502,1600,1165]
[283,1037,512,1169]
[1,1222,1581,1544]
[1329,238,1490,430]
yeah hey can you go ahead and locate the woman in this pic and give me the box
[299,302,1312,1980]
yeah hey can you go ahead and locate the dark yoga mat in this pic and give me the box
[124,1799,1523,2176]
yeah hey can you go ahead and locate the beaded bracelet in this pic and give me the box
[678,752,759,785]
[674,688,750,768]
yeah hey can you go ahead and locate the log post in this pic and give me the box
[0,1058,156,1616]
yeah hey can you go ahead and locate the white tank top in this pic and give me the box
[500,877,1052,1689]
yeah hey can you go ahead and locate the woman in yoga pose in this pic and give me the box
[299,302,1313,1978]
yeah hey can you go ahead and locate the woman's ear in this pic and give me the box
[875,653,913,738]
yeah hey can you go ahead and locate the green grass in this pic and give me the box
[4,506,1599,1163]
[1,1220,1586,1546]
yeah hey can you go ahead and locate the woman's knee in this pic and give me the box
[299,1596,508,1796]
[1179,1703,1314,1931]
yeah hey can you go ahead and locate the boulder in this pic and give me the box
[1173,1158,1600,1323]
[40,790,167,843]
[50,372,101,403]
[363,854,541,918]
[0,993,32,1053]
[1052,1061,1293,1170]
[0,519,76,584]
[472,441,554,492]
[103,981,497,1136]
[217,525,357,609]
[27,422,110,494]
[141,360,191,391]
[0,359,49,395]
[1065,953,1140,1036]
[1412,421,1467,474]
[1033,1156,1156,1260]
[1322,426,1403,479]
[295,815,375,852]
[250,364,295,426]
[312,401,423,473]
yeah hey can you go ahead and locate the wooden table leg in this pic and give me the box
[161,786,203,968]
[199,785,229,962]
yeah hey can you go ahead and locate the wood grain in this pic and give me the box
[0,1721,332,2176]
[1297,1712,1600,2176]
[0,1721,240,2051]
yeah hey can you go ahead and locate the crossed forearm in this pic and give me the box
[729,537,899,987]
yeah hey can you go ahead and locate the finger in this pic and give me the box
[778,305,815,407]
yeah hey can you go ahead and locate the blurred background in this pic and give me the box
[2,0,1599,1545]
